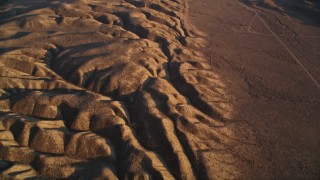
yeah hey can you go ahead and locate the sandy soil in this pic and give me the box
[188,0,320,178]
[0,0,319,179]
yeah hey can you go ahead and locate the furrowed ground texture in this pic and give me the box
[0,0,260,179]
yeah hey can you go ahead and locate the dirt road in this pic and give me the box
[0,0,319,178]
[187,0,320,178]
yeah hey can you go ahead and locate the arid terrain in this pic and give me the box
[0,0,319,179]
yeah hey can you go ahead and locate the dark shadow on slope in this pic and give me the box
[242,0,320,26]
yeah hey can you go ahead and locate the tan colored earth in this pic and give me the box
[0,0,319,179]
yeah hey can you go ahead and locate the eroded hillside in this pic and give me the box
[0,0,259,179]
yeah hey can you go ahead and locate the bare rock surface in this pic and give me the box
[0,0,262,179]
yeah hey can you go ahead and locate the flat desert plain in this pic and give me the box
[0,0,319,179]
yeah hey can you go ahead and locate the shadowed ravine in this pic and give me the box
[0,0,261,179]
